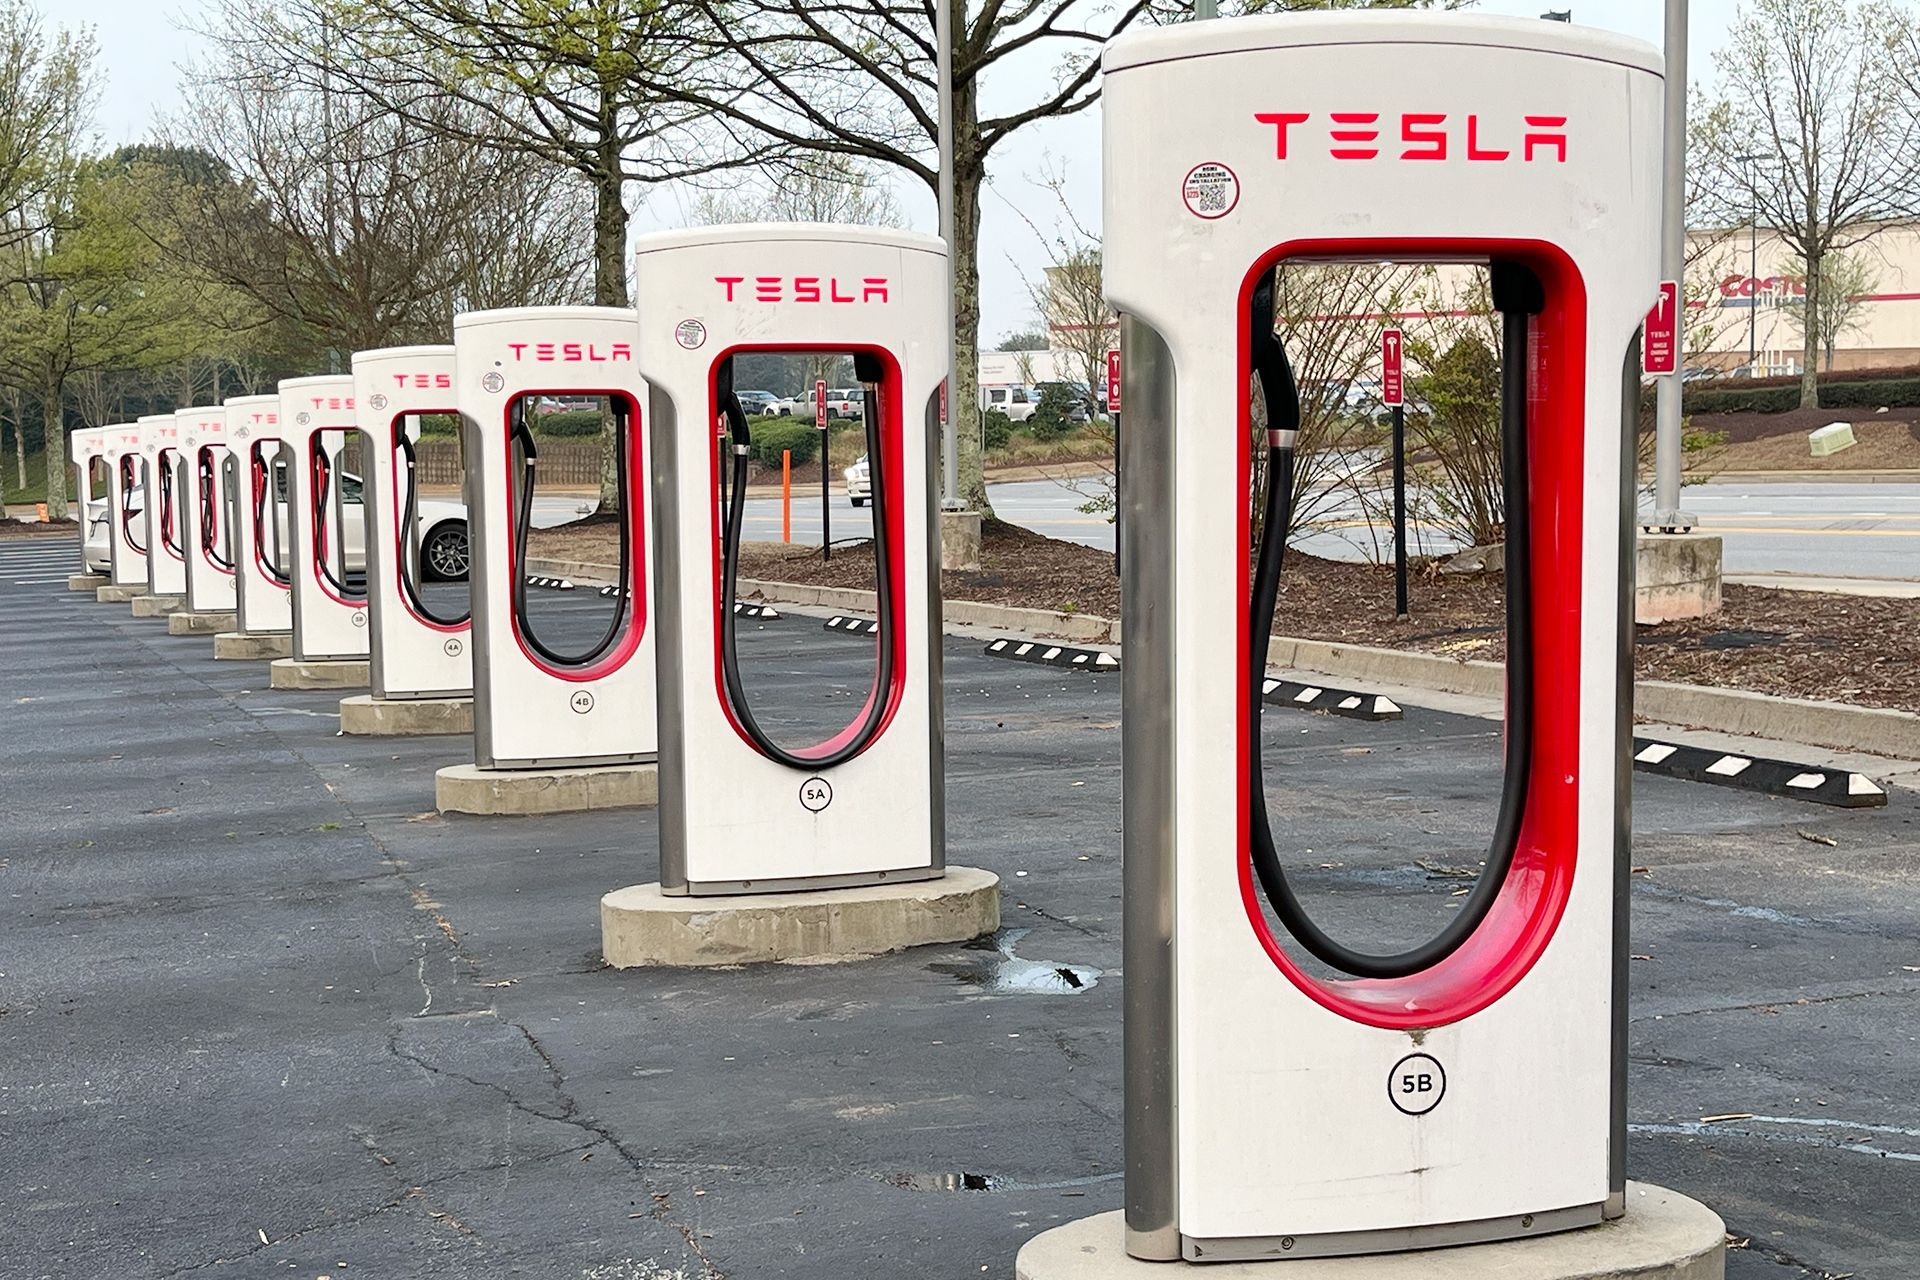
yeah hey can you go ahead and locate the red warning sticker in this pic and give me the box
[1182,162,1240,220]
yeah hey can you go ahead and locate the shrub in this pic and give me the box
[1681,369,1920,415]
[534,409,606,438]
[983,408,1014,452]
[1025,383,1079,440]
[749,419,820,468]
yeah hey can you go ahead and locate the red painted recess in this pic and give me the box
[1235,238,1589,1030]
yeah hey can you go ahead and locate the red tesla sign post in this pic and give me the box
[1644,280,1679,376]
[816,379,831,562]
[1382,328,1409,619]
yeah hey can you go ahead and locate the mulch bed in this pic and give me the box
[531,517,1920,716]
[0,520,72,539]
[1692,404,1920,445]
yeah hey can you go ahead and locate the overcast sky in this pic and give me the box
[64,0,1744,343]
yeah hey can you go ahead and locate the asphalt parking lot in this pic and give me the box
[2,532,1916,1279]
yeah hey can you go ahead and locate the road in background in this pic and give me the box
[649,476,1920,583]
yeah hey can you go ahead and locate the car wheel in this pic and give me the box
[851,497,867,508]
[422,520,470,582]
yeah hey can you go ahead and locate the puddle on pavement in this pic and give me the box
[930,928,1101,995]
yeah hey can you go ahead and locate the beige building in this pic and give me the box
[1687,219,1920,375]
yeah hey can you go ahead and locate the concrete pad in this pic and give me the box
[339,694,474,737]
[1636,533,1723,623]
[67,573,107,591]
[129,595,184,618]
[213,631,292,660]
[436,761,658,816]
[940,509,983,571]
[96,584,144,603]
[167,610,237,636]
[600,867,1000,968]
[1016,1185,1725,1279]
[269,657,370,690]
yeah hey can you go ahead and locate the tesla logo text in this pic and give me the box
[1255,112,1569,163]
[247,413,278,426]
[305,396,354,411]
[391,372,454,389]
[506,342,632,362]
[715,276,891,304]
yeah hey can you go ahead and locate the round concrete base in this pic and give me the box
[96,584,143,603]
[129,594,183,617]
[340,694,474,736]
[68,573,107,591]
[1016,1187,1725,1280]
[600,867,1001,967]
[214,631,293,660]
[270,657,371,690]
[167,610,237,636]
[435,761,658,816]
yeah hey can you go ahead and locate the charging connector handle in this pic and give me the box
[1246,264,1541,979]
[716,356,897,770]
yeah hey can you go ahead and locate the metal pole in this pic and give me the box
[1392,404,1408,619]
[936,0,960,509]
[1651,0,1693,532]
[821,419,831,562]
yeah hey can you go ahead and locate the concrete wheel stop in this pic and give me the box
[96,583,143,603]
[168,610,237,636]
[435,761,659,816]
[270,657,371,690]
[340,694,474,737]
[600,867,1001,968]
[1015,1185,1725,1280]
[67,573,107,591]
[214,631,292,660]
[129,594,184,617]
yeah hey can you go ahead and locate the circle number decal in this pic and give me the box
[369,393,389,411]
[675,318,707,349]
[481,372,505,394]
[351,610,367,627]
[443,638,464,657]
[799,777,832,813]
[1388,1053,1446,1116]
[569,689,595,714]
[1181,162,1240,220]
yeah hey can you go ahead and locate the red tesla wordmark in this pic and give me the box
[1255,112,1570,163]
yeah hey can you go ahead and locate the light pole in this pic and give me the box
[1650,0,1693,533]
[1734,153,1771,377]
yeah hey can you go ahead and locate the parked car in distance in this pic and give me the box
[1036,380,1094,424]
[981,384,1037,423]
[825,388,865,418]
[735,390,780,416]
[533,395,600,417]
[845,454,871,507]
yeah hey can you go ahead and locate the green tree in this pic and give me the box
[0,162,212,518]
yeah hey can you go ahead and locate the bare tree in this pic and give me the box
[156,54,591,364]
[1695,0,1920,407]
[649,0,1448,517]
[1779,244,1882,370]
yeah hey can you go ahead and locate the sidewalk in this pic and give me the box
[1727,571,1920,599]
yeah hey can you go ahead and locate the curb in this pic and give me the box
[526,558,1920,762]
[1633,737,1886,808]
[984,637,1120,672]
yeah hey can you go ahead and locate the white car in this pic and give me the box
[85,466,469,580]
[844,455,871,507]
[981,385,1038,423]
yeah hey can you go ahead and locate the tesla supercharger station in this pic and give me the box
[104,423,148,588]
[455,307,655,770]
[632,225,946,894]
[280,375,371,663]
[176,406,237,614]
[1103,15,1660,1262]
[227,395,294,636]
[69,427,108,576]
[352,345,472,700]
[137,414,189,599]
